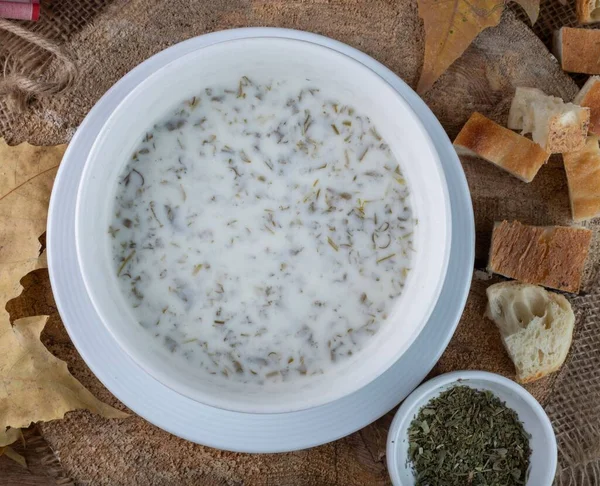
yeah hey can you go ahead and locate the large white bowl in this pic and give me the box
[75,37,451,414]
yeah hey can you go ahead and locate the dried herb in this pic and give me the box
[370,127,382,141]
[302,109,312,135]
[240,151,252,164]
[165,119,186,131]
[407,386,531,486]
[123,168,144,186]
[117,250,136,276]
[327,237,339,252]
[376,253,395,264]
[358,147,369,162]
[186,96,199,109]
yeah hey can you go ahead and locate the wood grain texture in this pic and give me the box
[0,1,587,485]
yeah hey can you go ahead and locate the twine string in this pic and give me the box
[0,18,77,111]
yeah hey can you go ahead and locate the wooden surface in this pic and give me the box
[0,1,588,485]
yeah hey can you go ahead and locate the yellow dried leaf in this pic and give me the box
[511,0,540,24]
[0,139,127,436]
[0,445,27,468]
[0,139,65,303]
[417,0,504,94]
[0,313,128,433]
[0,427,22,447]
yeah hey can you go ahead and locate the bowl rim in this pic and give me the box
[74,36,452,413]
[386,370,558,486]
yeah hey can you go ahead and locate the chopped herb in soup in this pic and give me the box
[109,77,416,383]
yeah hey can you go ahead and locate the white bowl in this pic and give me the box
[75,37,451,414]
[386,371,557,486]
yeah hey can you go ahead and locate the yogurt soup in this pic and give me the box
[109,76,416,384]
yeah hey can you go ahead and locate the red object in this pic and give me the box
[0,1,40,21]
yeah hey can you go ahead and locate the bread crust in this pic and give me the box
[574,76,600,136]
[554,27,600,74]
[454,112,549,182]
[488,220,592,292]
[563,136,600,222]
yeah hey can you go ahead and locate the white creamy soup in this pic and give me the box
[109,77,416,384]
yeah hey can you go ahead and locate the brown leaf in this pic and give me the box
[0,139,65,303]
[0,313,128,434]
[511,0,540,24]
[0,140,127,445]
[0,427,22,447]
[417,0,504,94]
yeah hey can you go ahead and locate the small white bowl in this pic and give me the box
[75,36,451,414]
[387,371,557,486]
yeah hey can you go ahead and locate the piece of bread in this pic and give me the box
[454,112,549,182]
[485,281,574,383]
[554,27,600,74]
[508,87,590,153]
[507,87,546,132]
[573,76,600,136]
[488,220,592,293]
[563,136,600,221]
[577,0,600,24]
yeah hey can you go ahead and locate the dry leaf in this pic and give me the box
[0,427,25,467]
[0,139,64,448]
[511,0,540,24]
[0,139,65,303]
[417,0,504,94]
[0,445,27,468]
[0,427,22,447]
[0,140,127,447]
[0,312,128,435]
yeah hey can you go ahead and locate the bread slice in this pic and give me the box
[508,87,590,153]
[573,76,600,136]
[454,112,549,182]
[554,27,600,74]
[563,136,600,221]
[488,220,592,293]
[485,281,574,383]
[577,0,600,24]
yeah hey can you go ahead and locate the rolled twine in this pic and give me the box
[0,17,77,111]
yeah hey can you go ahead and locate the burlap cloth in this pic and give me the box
[1,1,599,485]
